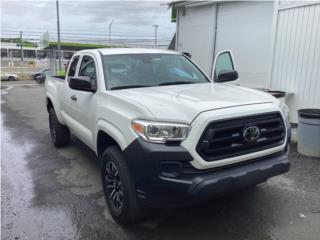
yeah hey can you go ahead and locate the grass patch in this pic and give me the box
[56,70,65,76]
[49,41,114,49]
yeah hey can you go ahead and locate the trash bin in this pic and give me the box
[297,109,320,158]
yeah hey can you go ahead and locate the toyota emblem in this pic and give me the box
[243,126,260,142]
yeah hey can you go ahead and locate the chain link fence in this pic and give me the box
[1,48,75,79]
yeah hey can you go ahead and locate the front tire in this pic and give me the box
[49,108,70,147]
[101,146,144,225]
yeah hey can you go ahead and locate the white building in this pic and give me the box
[171,1,320,123]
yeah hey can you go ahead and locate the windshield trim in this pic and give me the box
[99,52,211,90]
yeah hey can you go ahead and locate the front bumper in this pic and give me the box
[123,138,290,207]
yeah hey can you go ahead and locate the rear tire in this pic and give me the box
[49,108,70,147]
[101,146,144,225]
[8,76,15,81]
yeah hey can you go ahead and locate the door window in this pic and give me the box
[213,51,234,81]
[67,55,79,81]
[79,55,97,88]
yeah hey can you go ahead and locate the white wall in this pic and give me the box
[215,1,274,88]
[269,2,320,123]
[176,1,274,86]
[176,4,216,74]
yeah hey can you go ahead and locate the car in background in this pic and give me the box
[32,68,51,81]
[1,72,19,81]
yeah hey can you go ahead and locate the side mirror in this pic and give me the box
[216,70,239,83]
[212,50,239,83]
[69,76,96,92]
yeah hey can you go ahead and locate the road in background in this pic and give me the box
[1,83,320,240]
[1,60,47,78]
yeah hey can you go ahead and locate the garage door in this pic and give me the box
[176,4,216,75]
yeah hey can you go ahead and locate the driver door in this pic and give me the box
[66,54,98,148]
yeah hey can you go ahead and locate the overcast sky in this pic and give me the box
[1,0,176,46]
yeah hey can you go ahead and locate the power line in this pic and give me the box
[1,34,172,42]
[1,35,172,43]
[1,29,173,38]
[1,26,175,35]
[1,26,174,46]
[2,38,169,47]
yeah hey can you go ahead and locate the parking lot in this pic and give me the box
[1,81,320,240]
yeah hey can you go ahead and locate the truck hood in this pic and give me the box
[113,83,278,122]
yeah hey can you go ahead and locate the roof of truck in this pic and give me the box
[94,48,179,55]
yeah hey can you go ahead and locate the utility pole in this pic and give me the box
[109,19,114,43]
[152,24,158,48]
[56,0,62,72]
[20,31,24,79]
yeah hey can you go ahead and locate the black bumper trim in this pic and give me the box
[188,151,289,196]
[123,138,290,207]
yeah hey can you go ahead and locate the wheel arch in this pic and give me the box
[95,119,130,153]
[46,97,54,112]
[96,129,124,159]
[46,94,65,124]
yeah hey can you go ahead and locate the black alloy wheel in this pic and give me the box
[101,146,144,224]
[104,161,124,211]
[49,112,57,143]
[48,108,70,147]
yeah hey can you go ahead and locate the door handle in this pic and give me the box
[71,95,77,101]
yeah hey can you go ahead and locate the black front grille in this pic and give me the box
[196,112,286,161]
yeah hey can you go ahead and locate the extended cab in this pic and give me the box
[45,48,290,224]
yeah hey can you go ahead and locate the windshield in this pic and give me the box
[101,54,209,90]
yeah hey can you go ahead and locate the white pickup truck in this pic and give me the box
[45,48,290,224]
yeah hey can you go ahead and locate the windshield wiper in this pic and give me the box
[158,81,197,86]
[110,85,152,90]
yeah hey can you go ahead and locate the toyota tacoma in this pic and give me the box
[45,48,290,224]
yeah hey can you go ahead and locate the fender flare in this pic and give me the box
[95,119,128,152]
[46,93,65,124]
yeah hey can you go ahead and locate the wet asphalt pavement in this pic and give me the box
[1,81,320,240]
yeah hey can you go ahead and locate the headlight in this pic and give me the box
[131,120,190,143]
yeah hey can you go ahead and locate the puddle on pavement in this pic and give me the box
[1,112,76,239]
[55,159,101,196]
[55,138,102,196]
